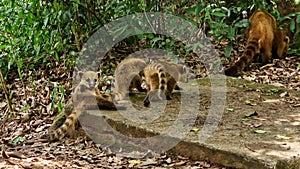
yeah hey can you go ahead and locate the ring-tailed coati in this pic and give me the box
[224,10,289,76]
[143,61,188,107]
[113,58,147,101]
[46,71,118,141]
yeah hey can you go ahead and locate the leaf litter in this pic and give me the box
[1,35,299,168]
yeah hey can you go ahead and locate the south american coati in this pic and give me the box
[143,61,188,107]
[46,71,118,141]
[113,58,147,101]
[225,10,289,76]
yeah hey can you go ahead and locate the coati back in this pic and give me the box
[143,61,188,107]
[113,58,147,101]
[225,10,289,76]
[47,71,117,141]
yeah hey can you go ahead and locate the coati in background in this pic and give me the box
[225,10,289,76]
[47,71,118,141]
[143,61,188,107]
[273,29,290,58]
[113,58,147,101]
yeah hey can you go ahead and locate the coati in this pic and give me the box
[225,10,289,76]
[143,61,188,107]
[273,29,290,58]
[47,71,118,141]
[113,58,147,101]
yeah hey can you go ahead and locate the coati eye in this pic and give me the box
[86,78,90,83]
[94,79,97,83]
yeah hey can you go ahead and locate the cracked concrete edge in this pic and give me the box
[85,110,300,169]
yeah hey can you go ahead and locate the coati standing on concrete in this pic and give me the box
[113,58,147,101]
[143,61,188,107]
[225,10,289,76]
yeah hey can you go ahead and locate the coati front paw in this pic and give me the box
[143,99,150,107]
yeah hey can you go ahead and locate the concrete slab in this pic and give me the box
[80,77,300,169]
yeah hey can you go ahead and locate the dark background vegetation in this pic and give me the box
[1,0,299,75]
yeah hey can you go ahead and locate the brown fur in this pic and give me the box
[225,10,289,76]
[273,29,290,58]
[47,71,117,141]
[113,58,147,101]
[143,61,188,107]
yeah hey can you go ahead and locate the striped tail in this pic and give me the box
[158,66,167,100]
[48,111,78,141]
[225,38,259,76]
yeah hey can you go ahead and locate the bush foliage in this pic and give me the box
[0,0,299,77]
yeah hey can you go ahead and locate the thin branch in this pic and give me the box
[144,11,156,34]
[0,69,12,112]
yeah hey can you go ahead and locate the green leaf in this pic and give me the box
[226,108,235,112]
[44,16,49,27]
[195,3,203,16]
[290,20,295,32]
[241,118,249,121]
[22,104,30,111]
[11,136,25,144]
[191,127,200,132]
[58,86,65,95]
[297,15,300,24]
[268,88,284,95]
[227,28,235,39]
[58,102,63,113]
[245,99,255,105]
[224,42,233,58]
[9,92,13,99]
[211,12,227,17]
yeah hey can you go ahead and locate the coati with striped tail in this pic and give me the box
[113,58,147,101]
[225,10,289,76]
[47,71,118,141]
[143,61,188,107]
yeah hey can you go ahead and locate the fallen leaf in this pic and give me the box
[245,99,256,106]
[191,127,200,132]
[244,111,258,118]
[128,159,141,164]
[263,99,281,103]
[166,157,171,164]
[251,130,267,134]
[0,102,6,108]
[6,151,27,159]
[226,108,235,112]
[276,135,292,140]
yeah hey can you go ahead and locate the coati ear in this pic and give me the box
[148,58,154,63]
[139,70,144,77]
[97,71,101,77]
[284,36,290,44]
[78,71,84,78]
[180,65,187,74]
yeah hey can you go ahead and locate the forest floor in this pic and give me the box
[0,34,299,168]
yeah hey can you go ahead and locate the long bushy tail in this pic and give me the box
[225,38,259,76]
[143,63,168,107]
[157,66,167,100]
[48,111,78,141]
